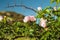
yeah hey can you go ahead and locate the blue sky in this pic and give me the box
[0,0,56,16]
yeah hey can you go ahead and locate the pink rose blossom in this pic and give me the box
[23,16,30,22]
[23,16,36,23]
[30,16,36,21]
[0,16,3,21]
[39,18,47,28]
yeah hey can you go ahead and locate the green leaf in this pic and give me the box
[56,0,60,4]
[45,9,50,13]
[50,0,55,4]
[58,7,60,10]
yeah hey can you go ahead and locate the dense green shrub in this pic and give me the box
[0,17,40,40]
[0,12,60,40]
[0,0,60,40]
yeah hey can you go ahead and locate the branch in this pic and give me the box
[53,10,60,12]
[7,4,37,12]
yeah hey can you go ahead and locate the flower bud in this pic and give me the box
[37,7,42,11]
[53,7,57,11]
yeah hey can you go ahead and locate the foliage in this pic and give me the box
[0,9,60,40]
[0,17,40,40]
[50,0,60,5]
[36,5,60,40]
[0,0,60,40]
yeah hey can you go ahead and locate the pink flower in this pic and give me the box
[23,16,30,22]
[39,18,47,28]
[37,7,42,11]
[23,16,36,23]
[0,16,3,21]
[30,16,36,21]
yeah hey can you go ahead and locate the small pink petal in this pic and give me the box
[23,16,30,22]
[39,18,47,28]
[0,16,3,21]
[30,16,36,21]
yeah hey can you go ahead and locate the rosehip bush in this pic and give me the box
[0,0,60,40]
[36,6,60,40]
[0,16,40,40]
